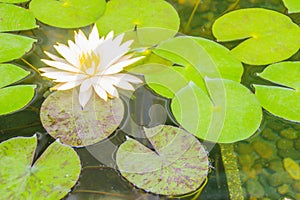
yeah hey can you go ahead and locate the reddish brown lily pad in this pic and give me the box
[40,89,124,147]
[116,125,209,196]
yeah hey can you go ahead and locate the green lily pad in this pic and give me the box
[130,63,189,98]
[259,61,300,90]
[0,33,36,62]
[116,125,209,195]
[254,61,300,122]
[29,0,106,28]
[172,79,262,143]
[0,64,36,116]
[40,89,124,147]
[154,36,243,81]
[96,0,179,46]
[0,3,37,32]
[282,0,300,13]
[0,135,81,199]
[0,0,29,3]
[132,36,243,98]
[212,8,300,65]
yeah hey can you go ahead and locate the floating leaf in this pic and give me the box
[0,33,36,62]
[96,0,179,46]
[0,64,36,115]
[172,79,262,143]
[0,0,29,3]
[282,0,300,13]
[212,8,300,65]
[132,36,243,98]
[254,61,300,122]
[29,0,106,28]
[40,89,124,147]
[0,3,37,32]
[116,125,209,195]
[259,61,300,90]
[0,135,81,199]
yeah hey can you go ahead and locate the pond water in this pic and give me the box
[0,0,300,199]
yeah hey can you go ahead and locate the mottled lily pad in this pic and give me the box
[40,89,124,147]
[0,33,36,63]
[29,0,106,28]
[96,0,179,46]
[0,3,37,32]
[0,64,36,115]
[0,135,81,199]
[116,125,209,196]
[172,79,262,143]
[212,8,300,65]
[282,0,300,13]
[254,62,300,122]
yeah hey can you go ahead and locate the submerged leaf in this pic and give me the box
[29,0,106,28]
[96,0,179,46]
[0,33,36,62]
[0,64,36,115]
[172,79,262,143]
[282,0,300,13]
[0,3,37,32]
[116,125,209,196]
[0,135,81,199]
[212,8,300,65]
[40,89,124,147]
[254,62,300,122]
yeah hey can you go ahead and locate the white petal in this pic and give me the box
[42,59,82,73]
[89,25,100,43]
[105,31,114,40]
[54,44,80,67]
[44,51,66,63]
[99,78,119,97]
[102,56,145,75]
[79,87,93,108]
[39,67,62,73]
[93,84,108,101]
[68,40,81,57]
[113,73,143,83]
[75,30,89,51]
[54,80,84,90]
[80,78,93,92]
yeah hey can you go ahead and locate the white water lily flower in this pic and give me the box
[40,25,144,108]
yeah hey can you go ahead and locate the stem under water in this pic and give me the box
[21,58,41,75]
[183,0,201,33]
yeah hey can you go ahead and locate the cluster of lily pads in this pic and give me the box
[0,0,300,199]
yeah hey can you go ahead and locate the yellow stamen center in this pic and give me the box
[79,52,101,75]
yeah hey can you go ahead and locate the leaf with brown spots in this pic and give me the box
[116,125,209,195]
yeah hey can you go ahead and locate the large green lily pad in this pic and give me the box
[0,135,81,199]
[0,33,36,63]
[132,36,243,98]
[40,89,124,147]
[96,0,179,46]
[172,78,262,143]
[0,3,37,32]
[212,8,300,65]
[254,61,300,122]
[29,0,106,28]
[116,125,209,196]
[0,64,36,116]
[282,0,300,13]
